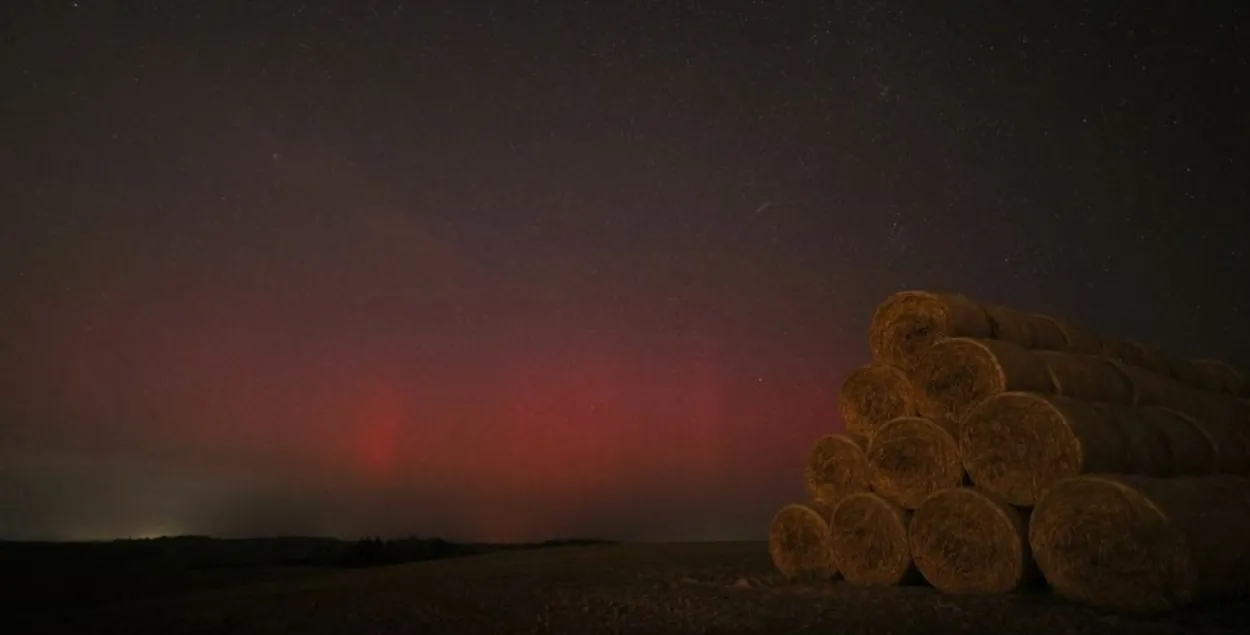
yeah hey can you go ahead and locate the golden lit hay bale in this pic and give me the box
[1035,350,1134,404]
[981,304,1035,348]
[838,363,915,440]
[1187,359,1246,397]
[1090,403,1174,477]
[769,504,839,580]
[913,337,1054,421]
[959,392,1129,506]
[909,487,1031,594]
[1136,406,1219,475]
[804,434,872,513]
[1029,474,1250,613]
[868,291,993,373]
[828,492,916,586]
[1055,322,1105,355]
[866,416,964,509]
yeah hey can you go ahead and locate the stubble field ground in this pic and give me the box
[12,541,1250,635]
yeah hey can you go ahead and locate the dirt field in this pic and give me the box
[17,541,1250,635]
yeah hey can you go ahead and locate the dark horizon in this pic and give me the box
[2,1,1247,543]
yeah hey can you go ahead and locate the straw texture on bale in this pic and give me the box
[804,434,871,515]
[829,492,916,586]
[913,337,1054,421]
[1035,351,1134,404]
[909,487,1032,594]
[1029,474,1250,613]
[1055,322,1105,355]
[838,364,916,440]
[868,291,993,373]
[866,416,964,509]
[1188,359,1246,397]
[959,393,1129,506]
[768,504,839,580]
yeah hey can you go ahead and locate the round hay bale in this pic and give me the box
[1188,359,1246,397]
[838,363,915,440]
[1029,474,1250,613]
[1188,391,1250,432]
[1150,404,1250,475]
[804,434,871,513]
[959,392,1129,506]
[1180,407,1250,474]
[913,337,1054,421]
[1090,403,1174,477]
[1104,340,1172,376]
[1113,360,1248,430]
[1035,351,1134,404]
[868,291,993,373]
[1024,313,1069,351]
[1135,346,1181,378]
[1101,339,1146,368]
[1137,406,1219,475]
[1055,322,1105,355]
[909,487,1032,594]
[1164,358,1205,390]
[1113,360,1205,412]
[981,304,1035,348]
[866,416,964,509]
[769,504,839,580]
[829,492,917,586]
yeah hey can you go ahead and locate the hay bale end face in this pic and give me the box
[804,434,872,513]
[909,487,1032,594]
[913,337,1054,421]
[829,492,916,586]
[769,504,839,581]
[838,364,915,440]
[868,291,993,373]
[867,416,964,509]
[960,392,1128,506]
[1029,474,1250,613]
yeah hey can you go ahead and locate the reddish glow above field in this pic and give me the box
[1,186,850,540]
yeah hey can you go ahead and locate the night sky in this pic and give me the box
[1,1,1247,542]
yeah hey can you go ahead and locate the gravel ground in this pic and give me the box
[18,541,1250,635]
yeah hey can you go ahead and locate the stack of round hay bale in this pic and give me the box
[768,290,1250,613]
